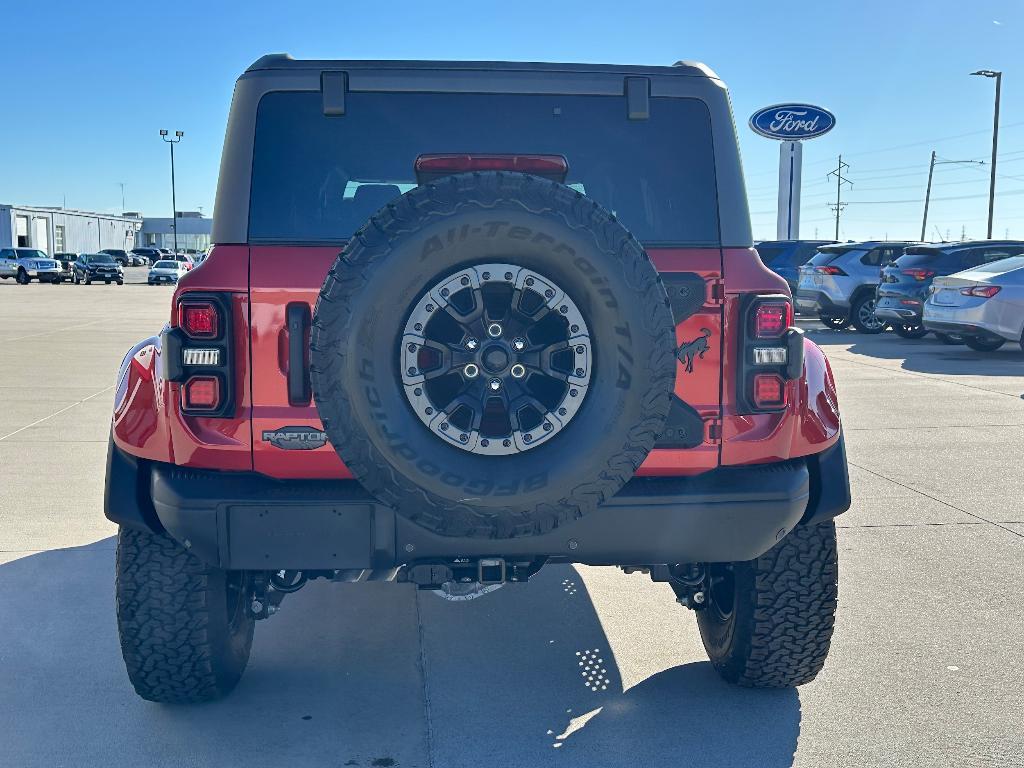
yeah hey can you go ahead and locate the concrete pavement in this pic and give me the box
[1,276,1022,767]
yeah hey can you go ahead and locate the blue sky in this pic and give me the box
[2,0,1021,242]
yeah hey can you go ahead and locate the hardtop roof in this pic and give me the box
[243,53,718,80]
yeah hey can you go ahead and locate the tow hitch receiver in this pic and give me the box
[478,558,506,584]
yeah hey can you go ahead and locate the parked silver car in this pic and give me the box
[0,247,62,284]
[923,255,1024,352]
[795,241,915,333]
[147,259,189,285]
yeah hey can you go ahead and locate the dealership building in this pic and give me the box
[137,211,212,253]
[0,204,213,254]
[0,204,142,255]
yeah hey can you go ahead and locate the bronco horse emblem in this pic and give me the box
[676,328,712,373]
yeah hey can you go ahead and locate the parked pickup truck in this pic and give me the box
[0,248,62,284]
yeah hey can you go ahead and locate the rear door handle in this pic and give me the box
[286,303,311,405]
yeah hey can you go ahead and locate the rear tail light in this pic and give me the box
[166,293,234,417]
[753,347,788,365]
[753,302,792,338]
[178,301,219,338]
[815,265,847,276]
[182,376,220,410]
[753,374,787,408]
[961,285,1001,298]
[901,268,935,281]
[415,153,569,183]
[740,296,798,413]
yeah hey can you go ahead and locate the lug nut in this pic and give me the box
[489,379,502,391]
[464,363,479,378]
[465,338,479,350]
[487,323,503,338]
[512,338,526,351]
[510,364,526,378]
[692,591,706,605]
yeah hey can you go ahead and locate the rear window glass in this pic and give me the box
[971,255,1024,273]
[896,248,955,269]
[249,91,720,246]
[755,245,788,265]
[807,249,847,266]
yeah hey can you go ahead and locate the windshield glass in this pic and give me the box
[250,91,720,246]
[17,250,48,260]
[92,254,116,264]
[153,261,177,268]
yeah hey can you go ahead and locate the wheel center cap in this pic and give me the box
[481,344,510,373]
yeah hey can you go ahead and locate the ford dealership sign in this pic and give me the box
[749,103,835,140]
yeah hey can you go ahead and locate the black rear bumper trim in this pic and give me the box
[107,435,851,570]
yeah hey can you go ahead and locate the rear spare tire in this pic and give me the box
[311,171,676,538]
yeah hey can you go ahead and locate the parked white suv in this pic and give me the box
[795,241,916,333]
[0,248,62,284]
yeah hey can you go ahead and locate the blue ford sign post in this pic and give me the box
[749,104,836,240]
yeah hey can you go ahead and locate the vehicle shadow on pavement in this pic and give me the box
[804,328,1023,377]
[0,542,800,768]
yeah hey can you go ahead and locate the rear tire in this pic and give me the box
[819,314,848,330]
[850,294,887,334]
[696,522,839,688]
[115,527,254,703]
[964,336,1005,352]
[893,323,928,339]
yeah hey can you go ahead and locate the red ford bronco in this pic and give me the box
[106,55,849,703]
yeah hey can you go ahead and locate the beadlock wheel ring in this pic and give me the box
[401,263,592,455]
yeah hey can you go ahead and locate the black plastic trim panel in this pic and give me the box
[146,459,817,569]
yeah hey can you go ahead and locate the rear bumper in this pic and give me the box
[106,434,850,570]
[922,318,1003,341]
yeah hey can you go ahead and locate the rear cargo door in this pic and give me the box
[639,248,723,476]
[250,246,351,479]
[246,86,726,478]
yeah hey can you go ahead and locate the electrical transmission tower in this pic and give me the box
[827,155,852,240]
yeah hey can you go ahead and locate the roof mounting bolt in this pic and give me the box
[512,338,526,351]
[489,378,502,391]
[465,338,479,350]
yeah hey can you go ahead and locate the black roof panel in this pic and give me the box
[244,53,717,80]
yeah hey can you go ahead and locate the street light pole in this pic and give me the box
[971,70,1002,239]
[159,129,184,253]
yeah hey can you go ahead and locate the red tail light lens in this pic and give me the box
[960,285,1001,298]
[415,153,568,178]
[753,374,787,408]
[753,302,792,338]
[901,268,936,281]
[815,265,847,276]
[178,302,218,338]
[182,376,220,410]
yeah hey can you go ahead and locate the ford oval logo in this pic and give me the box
[749,103,835,140]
